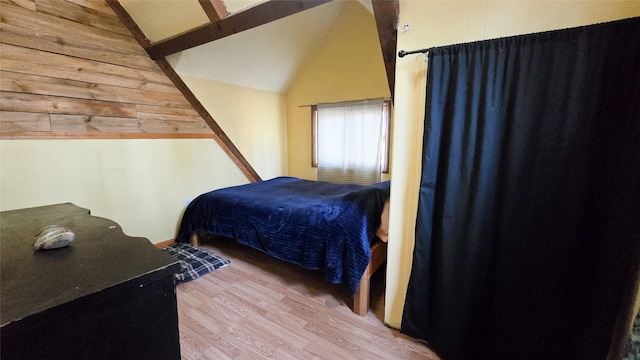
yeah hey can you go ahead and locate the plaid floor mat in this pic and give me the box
[162,243,230,282]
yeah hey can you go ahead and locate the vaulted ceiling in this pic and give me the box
[111,0,398,95]
[104,0,398,181]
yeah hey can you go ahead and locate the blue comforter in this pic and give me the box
[176,176,391,296]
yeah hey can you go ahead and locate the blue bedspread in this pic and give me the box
[176,176,391,296]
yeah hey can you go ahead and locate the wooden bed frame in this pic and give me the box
[190,233,387,316]
[353,240,387,316]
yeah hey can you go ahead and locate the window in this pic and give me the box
[311,99,391,184]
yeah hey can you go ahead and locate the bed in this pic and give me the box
[175,176,391,316]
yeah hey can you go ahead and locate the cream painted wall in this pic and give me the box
[0,139,246,243]
[286,1,391,181]
[386,0,640,328]
[181,75,288,180]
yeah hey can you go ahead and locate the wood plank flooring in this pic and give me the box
[176,236,440,360]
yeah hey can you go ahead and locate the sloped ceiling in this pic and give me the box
[107,0,397,181]
[166,2,344,92]
[117,0,394,94]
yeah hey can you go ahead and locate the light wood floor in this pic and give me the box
[176,236,440,360]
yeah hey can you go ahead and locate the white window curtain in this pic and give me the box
[316,98,384,185]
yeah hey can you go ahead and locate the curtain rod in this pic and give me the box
[398,48,429,58]
[298,97,392,108]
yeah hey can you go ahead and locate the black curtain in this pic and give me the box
[401,17,640,360]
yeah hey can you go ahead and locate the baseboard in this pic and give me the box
[154,238,176,249]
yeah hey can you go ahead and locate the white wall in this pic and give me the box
[386,0,640,328]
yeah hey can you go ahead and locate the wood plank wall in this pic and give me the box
[0,0,214,138]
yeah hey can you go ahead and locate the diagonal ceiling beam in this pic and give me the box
[199,0,230,22]
[146,0,333,59]
[372,0,399,101]
[107,0,398,181]
[107,0,152,47]
[106,0,261,182]
[154,58,262,182]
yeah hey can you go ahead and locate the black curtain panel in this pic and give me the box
[401,17,640,360]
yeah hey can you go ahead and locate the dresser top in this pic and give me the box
[1,203,179,327]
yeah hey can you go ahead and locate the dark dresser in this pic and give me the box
[0,203,181,360]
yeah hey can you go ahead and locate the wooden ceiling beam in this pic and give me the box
[154,58,262,182]
[199,0,229,22]
[146,0,332,59]
[106,0,398,181]
[106,0,151,47]
[106,0,261,182]
[372,0,399,101]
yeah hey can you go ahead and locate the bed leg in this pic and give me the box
[353,272,370,316]
[353,241,386,316]
[190,232,201,247]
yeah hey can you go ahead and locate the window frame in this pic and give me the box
[311,100,391,174]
